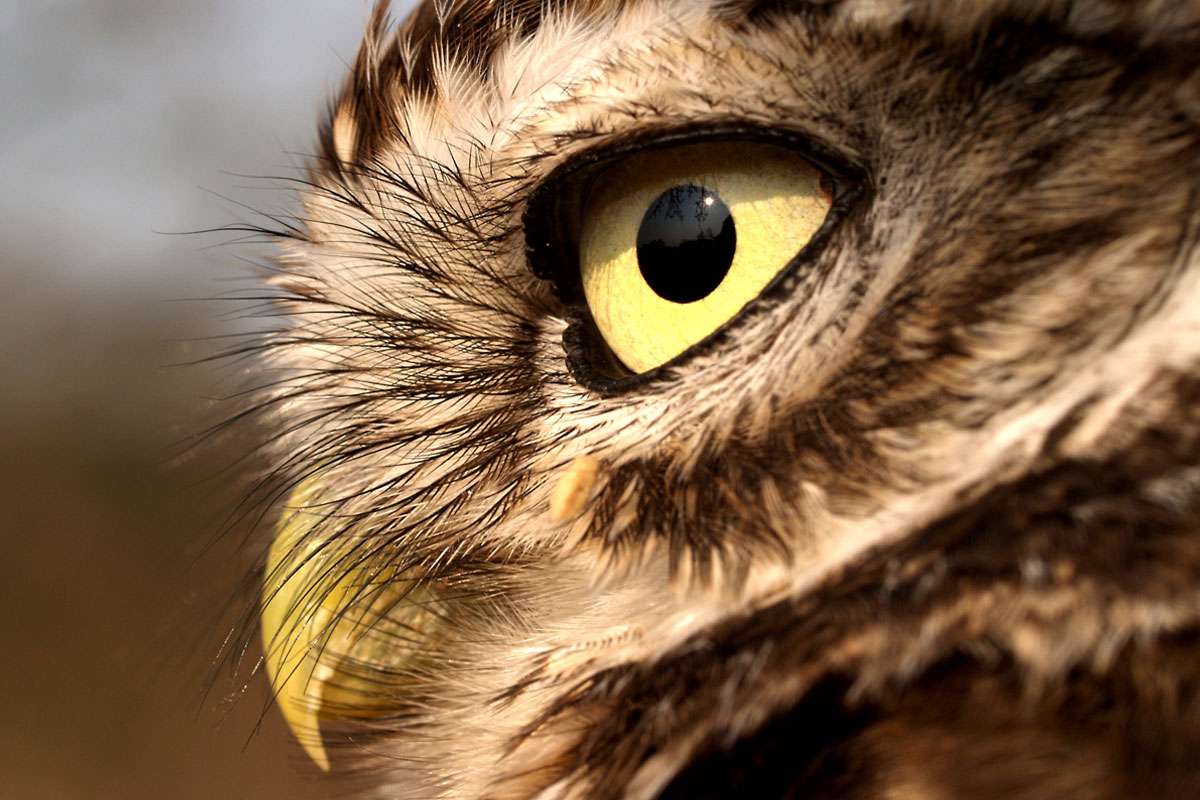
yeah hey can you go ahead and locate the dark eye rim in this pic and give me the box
[523,122,867,396]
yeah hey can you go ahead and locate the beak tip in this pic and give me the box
[302,740,332,773]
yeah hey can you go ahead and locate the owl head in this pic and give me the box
[244,1,1200,797]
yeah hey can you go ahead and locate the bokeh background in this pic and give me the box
[1,2,413,796]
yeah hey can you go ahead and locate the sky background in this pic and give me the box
[1,2,416,796]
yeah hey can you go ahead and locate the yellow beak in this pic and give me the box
[259,484,408,771]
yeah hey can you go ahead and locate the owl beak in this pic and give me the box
[260,491,343,771]
[259,484,402,772]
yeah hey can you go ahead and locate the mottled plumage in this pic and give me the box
[238,0,1200,797]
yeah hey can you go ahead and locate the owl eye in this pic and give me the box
[528,136,843,381]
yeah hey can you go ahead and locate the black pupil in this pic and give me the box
[636,184,736,304]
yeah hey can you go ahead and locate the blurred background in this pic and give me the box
[0,2,413,796]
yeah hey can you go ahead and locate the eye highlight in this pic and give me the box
[577,141,833,374]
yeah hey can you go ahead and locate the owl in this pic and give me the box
[238,0,1200,798]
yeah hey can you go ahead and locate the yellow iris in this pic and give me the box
[580,141,832,374]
